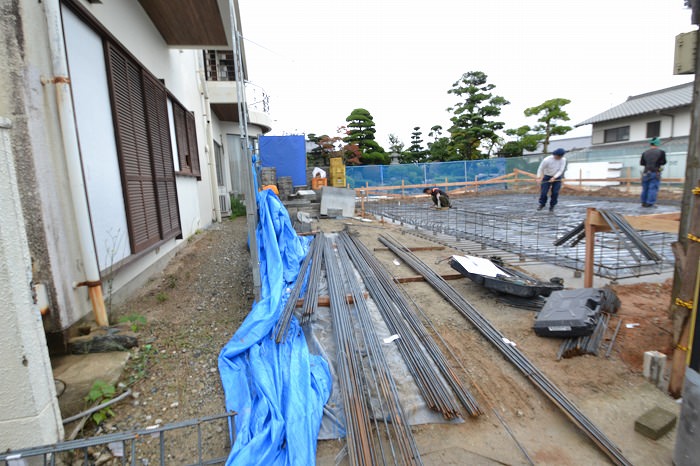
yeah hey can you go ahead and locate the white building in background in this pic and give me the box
[576,82,693,146]
[0,0,270,448]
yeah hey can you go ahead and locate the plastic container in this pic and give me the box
[311,177,327,190]
[533,289,602,337]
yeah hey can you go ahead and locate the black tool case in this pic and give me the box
[533,289,602,337]
[449,255,563,298]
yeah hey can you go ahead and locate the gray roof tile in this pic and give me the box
[575,82,693,126]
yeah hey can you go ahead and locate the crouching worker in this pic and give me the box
[423,187,451,208]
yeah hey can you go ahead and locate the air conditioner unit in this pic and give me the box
[219,193,231,216]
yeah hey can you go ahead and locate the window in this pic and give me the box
[172,102,202,178]
[603,126,630,143]
[646,121,661,138]
[106,43,182,253]
[214,140,225,186]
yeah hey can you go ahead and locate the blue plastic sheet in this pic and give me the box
[218,189,332,465]
[260,135,307,187]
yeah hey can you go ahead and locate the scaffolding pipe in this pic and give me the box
[228,0,261,299]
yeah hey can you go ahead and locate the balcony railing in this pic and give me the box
[205,50,235,81]
[204,50,270,113]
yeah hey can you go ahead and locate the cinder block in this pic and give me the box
[634,406,677,440]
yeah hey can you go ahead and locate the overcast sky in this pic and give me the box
[238,0,695,147]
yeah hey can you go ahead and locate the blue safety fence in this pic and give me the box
[218,189,332,465]
[346,158,507,192]
[345,142,687,192]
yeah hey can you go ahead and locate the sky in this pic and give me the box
[238,0,695,148]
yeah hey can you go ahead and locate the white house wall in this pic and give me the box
[62,6,130,270]
[0,0,92,334]
[60,2,219,309]
[591,110,690,145]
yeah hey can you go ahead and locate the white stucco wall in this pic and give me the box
[590,109,690,145]
[7,0,93,331]
[0,118,63,449]
[60,1,218,304]
[63,6,130,270]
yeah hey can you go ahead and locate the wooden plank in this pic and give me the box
[587,210,679,234]
[394,273,464,283]
[584,208,596,288]
[296,292,368,308]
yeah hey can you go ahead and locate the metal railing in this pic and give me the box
[0,412,236,466]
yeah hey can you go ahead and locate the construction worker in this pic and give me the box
[423,187,451,208]
[536,148,567,212]
[640,137,667,208]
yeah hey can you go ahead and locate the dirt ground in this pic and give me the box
[83,205,679,465]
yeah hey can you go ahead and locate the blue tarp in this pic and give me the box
[218,189,332,465]
[259,135,307,187]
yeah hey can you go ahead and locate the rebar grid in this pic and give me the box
[363,195,675,280]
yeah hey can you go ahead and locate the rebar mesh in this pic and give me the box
[362,194,676,281]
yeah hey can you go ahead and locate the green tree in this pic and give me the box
[500,125,543,157]
[428,137,450,161]
[428,125,443,144]
[307,133,343,166]
[343,108,388,165]
[387,133,406,156]
[523,98,572,154]
[403,126,428,163]
[446,71,510,160]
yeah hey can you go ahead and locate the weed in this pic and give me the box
[118,313,147,332]
[156,292,168,303]
[84,380,116,426]
[124,343,157,387]
[165,274,177,289]
[230,196,246,219]
[103,228,126,315]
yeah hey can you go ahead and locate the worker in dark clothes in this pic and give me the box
[640,137,667,207]
[423,187,451,208]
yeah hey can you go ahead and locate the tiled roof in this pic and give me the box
[523,136,592,155]
[575,82,693,126]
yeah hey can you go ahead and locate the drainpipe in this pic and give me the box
[659,112,676,138]
[42,0,108,327]
[196,56,222,224]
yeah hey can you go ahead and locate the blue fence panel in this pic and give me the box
[347,158,507,192]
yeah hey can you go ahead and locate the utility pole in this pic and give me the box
[673,2,700,464]
[228,0,261,300]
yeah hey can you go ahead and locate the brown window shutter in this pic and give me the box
[106,43,161,253]
[172,103,190,174]
[185,111,201,179]
[143,74,181,241]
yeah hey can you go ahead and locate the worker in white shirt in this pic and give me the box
[536,148,567,212]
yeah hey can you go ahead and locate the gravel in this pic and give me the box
[91,217,254,458]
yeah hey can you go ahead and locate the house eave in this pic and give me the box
[137,0,238,50]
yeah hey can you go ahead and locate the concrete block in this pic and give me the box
[319,186,355,217]
[635,406,676,440]
[643,350,667,388]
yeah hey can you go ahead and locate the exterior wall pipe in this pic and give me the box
[42,0,108,326]
[196,55,222,224]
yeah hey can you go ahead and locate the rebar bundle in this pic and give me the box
[325,237,422,465]
[323,238,376,465]
[378,233,633,466]
[339,230,481,418]
[302,231,325,324]
[273,234,317,342]
[556,313,611,360]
